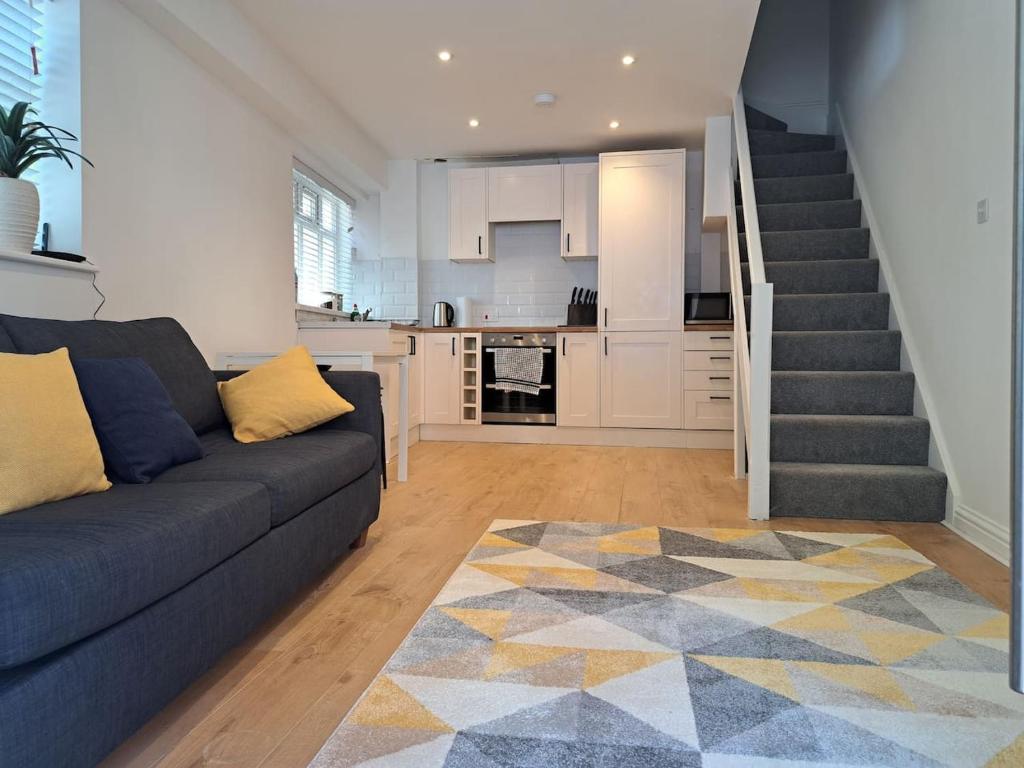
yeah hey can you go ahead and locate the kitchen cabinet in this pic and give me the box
[561,163,598,260]
[557,333,599,427]
[407,334,423,428]
[683,330,735,431]
[487,164,562,222]
[599,150,684,332]
[423,332,461,424]
[600,332,682,428]
[449,168,490,262]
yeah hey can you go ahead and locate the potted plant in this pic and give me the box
[0,102,92,257]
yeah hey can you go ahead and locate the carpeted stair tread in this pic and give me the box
[738,200,862,233]
[741,173,854,205]
[745,104,788,132]
[748,129,837,155]
[742,228,870,262]
[751,150,848,178]
[770,414,930,466]
[746,293,891,331]
[772,330,901,371]
[771,371,915,416]
[742,259,879,294]
[769,463,947,521]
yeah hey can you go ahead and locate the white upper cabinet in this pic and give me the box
[557,333,600,427]
[561,163,598,260]
[599,150,685,332]
[487,165,562,222]
[449,168,490,262]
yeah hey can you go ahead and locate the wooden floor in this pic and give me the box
[102,441,1010,768]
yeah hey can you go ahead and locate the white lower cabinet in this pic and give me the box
[600,332,682,429]
[556,333,600,427]
[684,390,734,430]
[423,332,461,424]
[407,334,423,428]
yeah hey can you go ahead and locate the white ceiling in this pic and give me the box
[230,0,760,160]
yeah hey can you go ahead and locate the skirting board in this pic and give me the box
[944,503,1010,566]
[419,424,733,450]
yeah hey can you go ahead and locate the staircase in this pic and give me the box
[736,111,947,522]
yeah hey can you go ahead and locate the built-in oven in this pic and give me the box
[482,332,557,425]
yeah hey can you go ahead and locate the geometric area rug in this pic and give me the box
[309,521,1024,768]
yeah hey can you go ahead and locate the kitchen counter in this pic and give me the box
[684,323,735,331]
[418,326,598,334]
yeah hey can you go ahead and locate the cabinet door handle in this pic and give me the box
[709,375,730,380]
[710,395,731,401]
[451,337,456,356]
[566,233,571,253]
[562,337,566,356]
[710,356,730,360]
[710,336,731,340]
[477,235,482,255]
[604,336,608,356]
[409,335,416,356]
[604,307,608,327]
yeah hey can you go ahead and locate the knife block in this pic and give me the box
[566,303,597,327]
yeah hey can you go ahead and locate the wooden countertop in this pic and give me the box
[684,323,736,331]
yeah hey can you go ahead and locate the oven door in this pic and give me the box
[482,344,557,425]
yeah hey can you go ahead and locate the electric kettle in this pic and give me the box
[433,301,455,327]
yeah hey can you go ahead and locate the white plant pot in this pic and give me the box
[0,177,40,257]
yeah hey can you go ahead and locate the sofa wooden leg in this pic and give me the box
[350,528,369,549]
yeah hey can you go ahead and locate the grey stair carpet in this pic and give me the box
[747,293,891,331]
[741,228,870,262]
[742,259,879,294]
[745,104,788,132]
[743,173,855,204]
[739,117,947,522]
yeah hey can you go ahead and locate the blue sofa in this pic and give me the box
[0,315,383,768]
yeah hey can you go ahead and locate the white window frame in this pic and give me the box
[292,165,355,309]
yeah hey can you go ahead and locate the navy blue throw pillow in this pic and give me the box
[73,357,204,483]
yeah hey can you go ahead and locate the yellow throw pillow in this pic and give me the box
[218,346,355,443]
[0,347,111,515]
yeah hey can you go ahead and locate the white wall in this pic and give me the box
[79,0,298,362]
[830,0,1015,561]
[742,0,831,134]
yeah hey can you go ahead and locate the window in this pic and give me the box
[1,0,43,191]
[293,168,355,309]
[0,0,42,108]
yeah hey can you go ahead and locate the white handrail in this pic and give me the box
[728,89,773,521]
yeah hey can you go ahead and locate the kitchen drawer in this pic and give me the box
[685,370,733,391]
[684,330,734,351]
[684,390,735,430]
[684,350,733,371]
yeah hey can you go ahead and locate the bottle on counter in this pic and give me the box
[350,303,360,322]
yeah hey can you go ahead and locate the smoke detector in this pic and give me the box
[534,92,557,107]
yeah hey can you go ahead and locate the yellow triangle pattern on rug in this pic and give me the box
[310,522,1024,768]
[347,676,453,733]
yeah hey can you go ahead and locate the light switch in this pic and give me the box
[977,198,989,224]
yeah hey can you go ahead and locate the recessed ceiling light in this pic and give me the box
[609,120,620,129]
[468,118,480,128]
[438,50,452,62]
[534,92,557,107]
[621,54,636,67]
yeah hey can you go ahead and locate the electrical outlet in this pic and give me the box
[977,198,990,224]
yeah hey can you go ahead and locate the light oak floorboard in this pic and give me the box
[100,441,1010,768]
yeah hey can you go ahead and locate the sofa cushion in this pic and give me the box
[0,324,13,353]
[155,428,376,526]
[73,357,204,483]
[0,481,270,669]
[0,315,223,434]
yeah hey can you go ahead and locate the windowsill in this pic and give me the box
[0,250,98,274]
[295,303,348,318]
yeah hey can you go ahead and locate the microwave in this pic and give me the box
[684,292,733,325]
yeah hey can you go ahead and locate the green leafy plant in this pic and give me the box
[0,101,92,179]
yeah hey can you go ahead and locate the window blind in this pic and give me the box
[293,168,355,308]
[0,0,42,108]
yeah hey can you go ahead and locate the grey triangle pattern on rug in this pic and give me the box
[308,522,1023,768]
